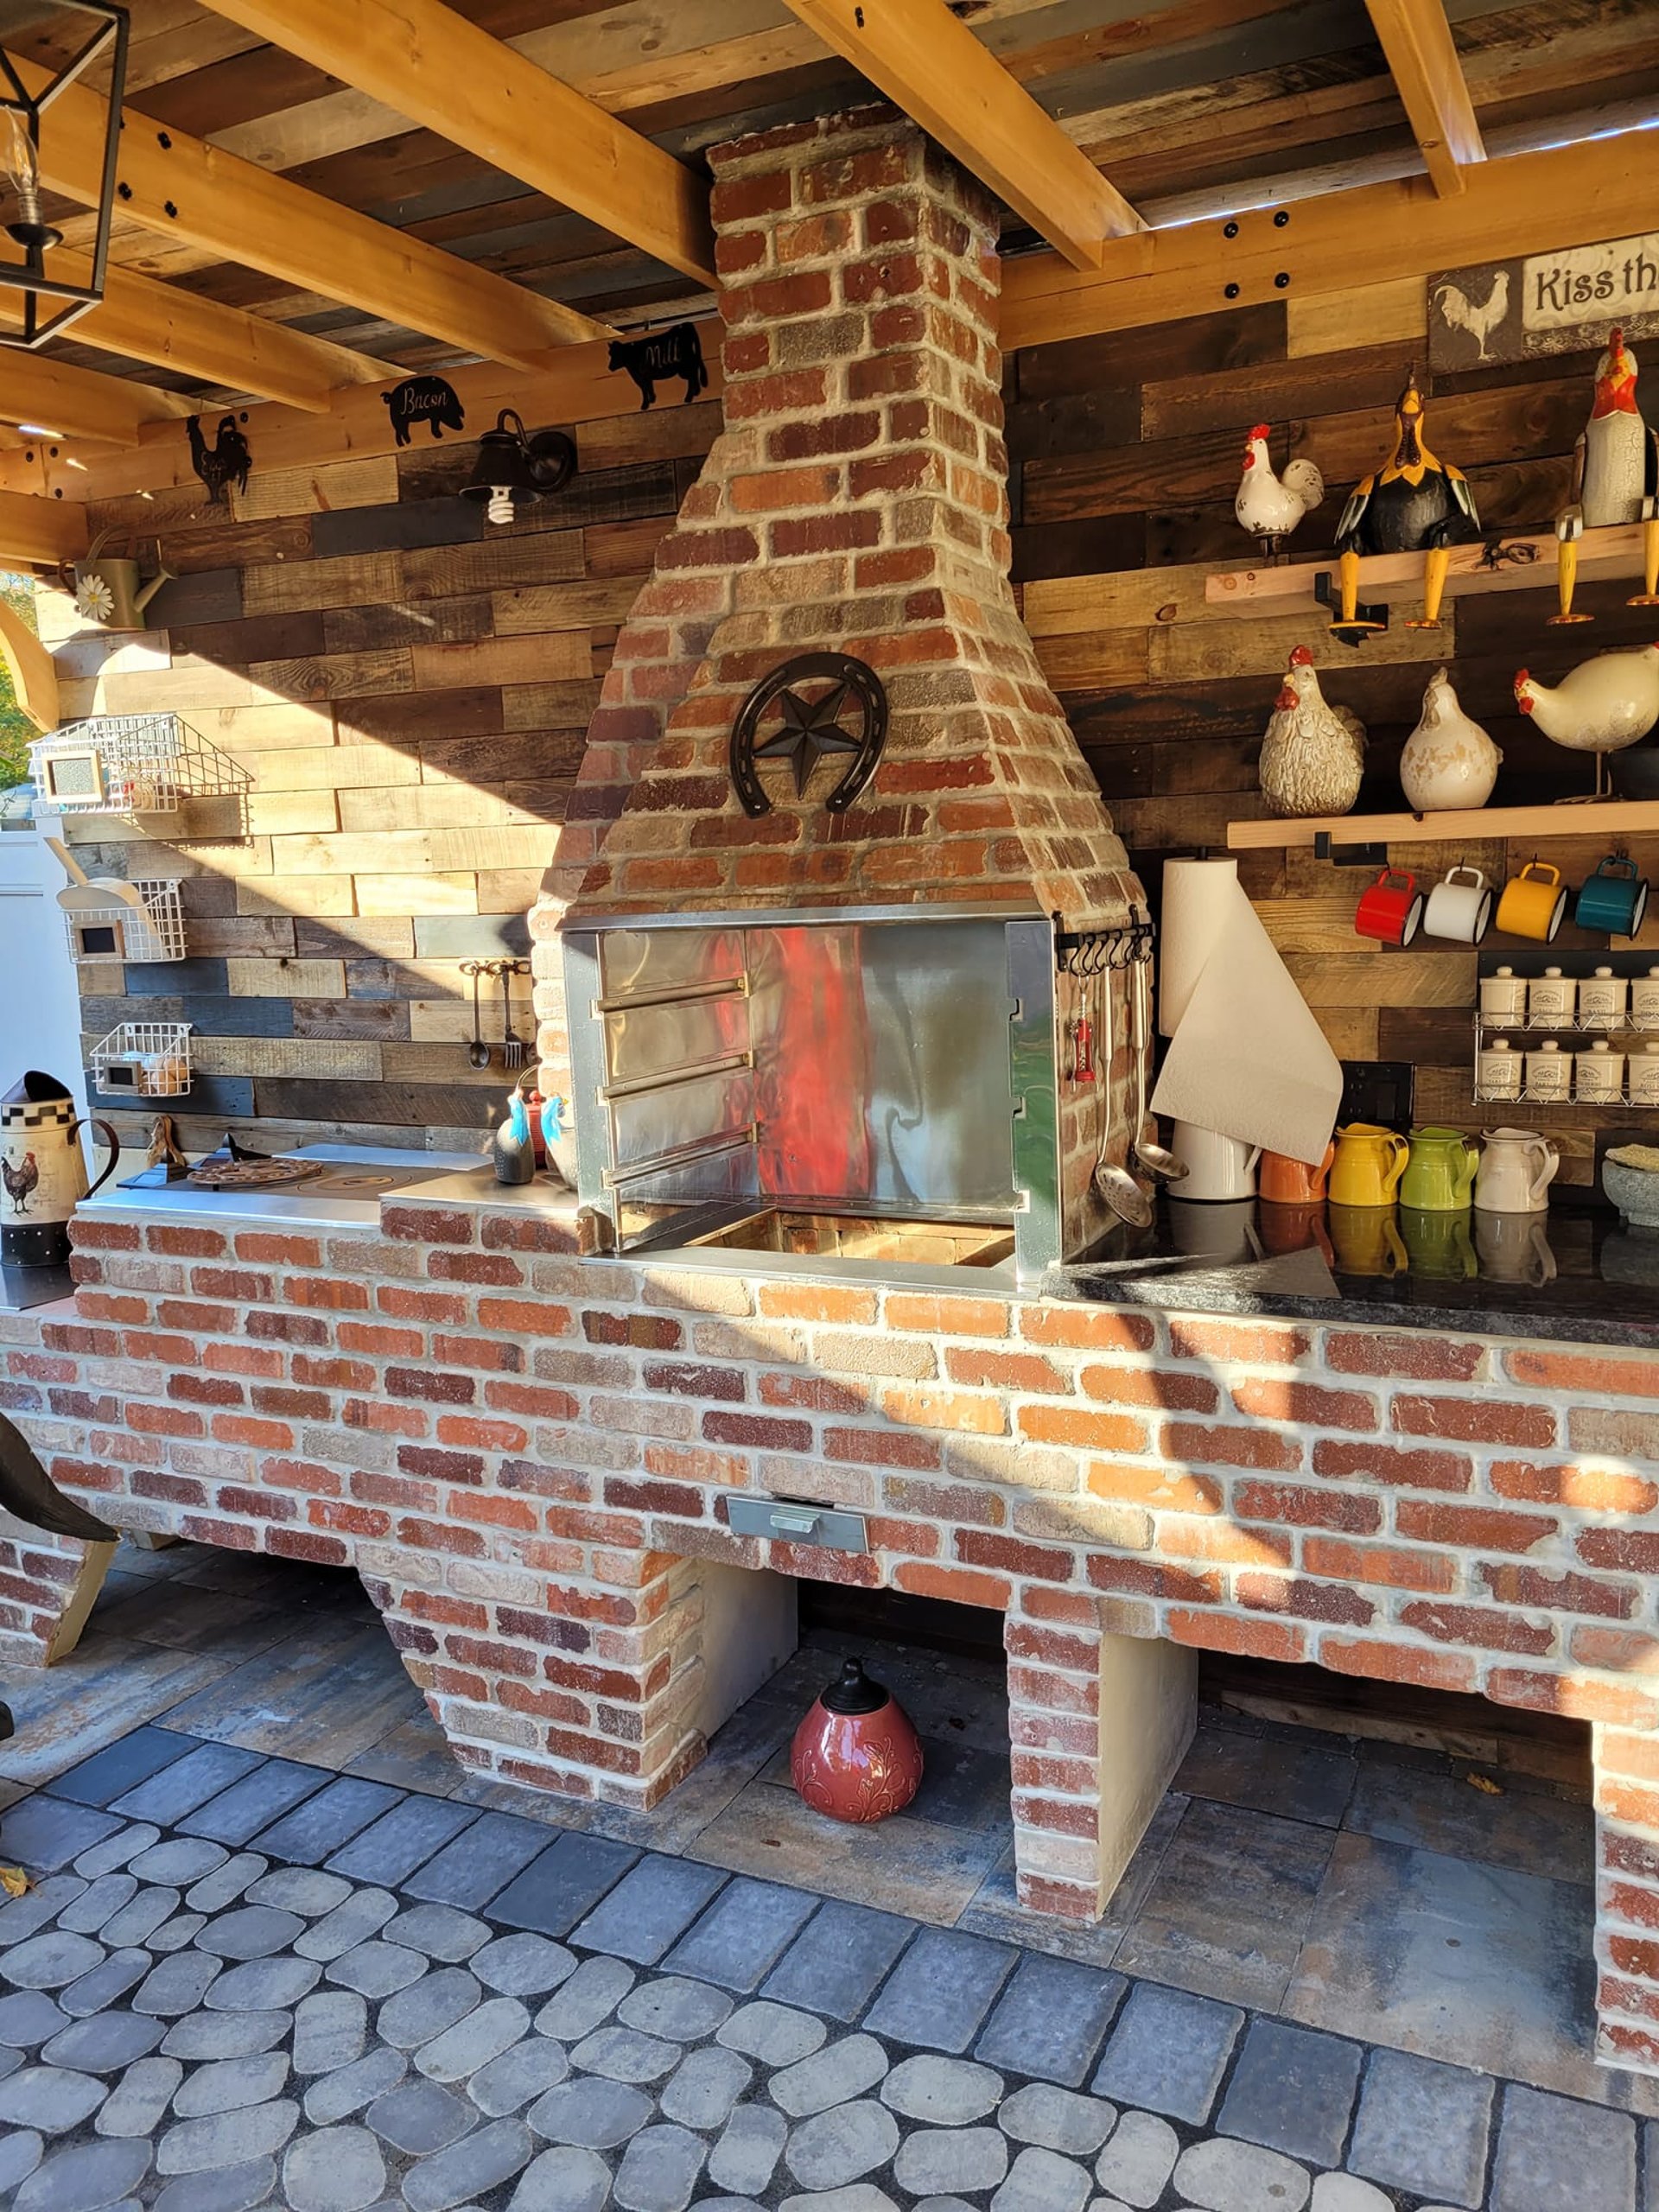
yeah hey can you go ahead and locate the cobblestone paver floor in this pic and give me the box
[0,1731,1649,2212]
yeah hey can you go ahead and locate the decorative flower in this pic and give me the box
[75,573,115,625]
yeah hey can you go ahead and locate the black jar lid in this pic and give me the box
[819,1656,891,1715]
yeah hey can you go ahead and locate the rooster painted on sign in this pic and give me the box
[1432,270,1512,364]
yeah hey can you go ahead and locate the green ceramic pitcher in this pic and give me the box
[1400,1125,1480,1212]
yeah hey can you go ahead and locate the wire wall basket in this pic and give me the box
[90,1022,193,1099]
[31,714,251,818]
[61,879,187,966]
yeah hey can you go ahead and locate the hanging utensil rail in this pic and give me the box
[1052,916,1154,975]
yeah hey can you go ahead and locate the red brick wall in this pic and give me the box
[6,1199,1659,2069]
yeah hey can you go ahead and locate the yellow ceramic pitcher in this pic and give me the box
[1329,1122,1409,1208]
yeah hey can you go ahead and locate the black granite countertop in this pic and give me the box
[1046,1194,1659,1350]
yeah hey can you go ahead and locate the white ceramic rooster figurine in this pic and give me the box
[1236,425,1324,557]
[1554,329,1659,623]
[1515,644,1659,795]
[1258,645,1366,817]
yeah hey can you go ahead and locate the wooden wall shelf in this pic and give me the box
[1205,520,1651,616]
[1228,800,1659,851]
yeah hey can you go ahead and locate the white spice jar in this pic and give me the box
[1575,1039,1624,1101]
[1528,967,1576,1028]
[1527,1039,1571,1099]
[1630,1041,1659,1103]
[1478,1037,1522,1099]
[1579,966,1627,1030]
[1633,967,1659,1029]
[1479,965,1527,1023]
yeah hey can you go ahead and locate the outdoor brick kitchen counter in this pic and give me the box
[7,1177,1659,2083]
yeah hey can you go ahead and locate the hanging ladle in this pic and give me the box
[1128,947,1186,1185]
[1091,956,1155,1228]
[461,962,491,1068]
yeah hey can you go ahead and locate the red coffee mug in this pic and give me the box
[1355,867,1423,947]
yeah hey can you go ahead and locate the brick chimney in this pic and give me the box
[532,108,1143,1226]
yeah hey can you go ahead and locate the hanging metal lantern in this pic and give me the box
[460,410,576,525]
[0,3,129,352]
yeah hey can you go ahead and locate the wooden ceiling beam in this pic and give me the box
[1363,0,1485,196]
[1000,128,1655,349]
[0,252,391,413]
[11,49,613,363]
[779,0,1142,267]
[0,490,88,569]
[188,0,718,288]
[0,351,194,448]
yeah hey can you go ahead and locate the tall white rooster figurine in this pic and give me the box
[1236,425,1324,558]
[1553,329,1659,622]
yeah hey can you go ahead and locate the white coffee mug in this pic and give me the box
[1424,864,1492,944]
[1168,1122,1262,1202]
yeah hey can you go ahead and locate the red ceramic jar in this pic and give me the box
[791,1656,925,1824]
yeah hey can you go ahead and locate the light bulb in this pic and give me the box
[486,486,515,525]
[3,110,60,252]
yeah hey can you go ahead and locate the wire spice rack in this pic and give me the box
[90,1022,193,1099]
[61,879,187,966]
[30,714,251,818]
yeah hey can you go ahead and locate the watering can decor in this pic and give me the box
[61,529,173,631]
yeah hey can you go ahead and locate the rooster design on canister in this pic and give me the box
[1332,371,1480,635]
[1553,329,1659,622]
[3,1151,38,1214]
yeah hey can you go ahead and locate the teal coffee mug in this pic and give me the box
[1576,854,1649,937]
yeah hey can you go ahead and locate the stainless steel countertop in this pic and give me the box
[78,1143,484,1230]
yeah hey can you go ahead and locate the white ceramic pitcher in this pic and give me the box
[1168,1122,1262,1203]
[1474,1127,1558,1215]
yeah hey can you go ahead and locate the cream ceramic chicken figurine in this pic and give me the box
[1401,668,1502,811]
[1236,426,1324,556]
[1515,643,1659,795]
[1258,645,1366,817]
[1554,329,1659,622]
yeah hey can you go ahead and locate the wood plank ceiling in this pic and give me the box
[3,0,1656,419]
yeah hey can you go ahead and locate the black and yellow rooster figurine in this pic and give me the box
[1332,371,1480,639]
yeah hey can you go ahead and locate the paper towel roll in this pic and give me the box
[1150,870,1343,1166]
[1159,856,1239,1039]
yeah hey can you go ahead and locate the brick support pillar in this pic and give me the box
[1593,1722,1659,2075]
[1007,1587,1197,1918]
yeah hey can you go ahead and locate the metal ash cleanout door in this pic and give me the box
[561,906,1060,1276]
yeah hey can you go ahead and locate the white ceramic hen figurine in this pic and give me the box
[1401,668,1502,811]
[1258,646,1366,817]
[1236,426,1324,556]
[1515,643,1659,795]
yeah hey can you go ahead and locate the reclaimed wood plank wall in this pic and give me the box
[1012,274,1659,1186]
[41,391,721,1153]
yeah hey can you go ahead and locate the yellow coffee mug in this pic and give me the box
[1495,860,1568,944]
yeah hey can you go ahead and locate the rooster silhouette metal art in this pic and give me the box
[188,413,252,505]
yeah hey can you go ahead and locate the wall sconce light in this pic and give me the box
[460,410,577,526]
[1,3,129,350]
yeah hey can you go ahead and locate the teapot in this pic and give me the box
[1474,1127,1559,1215]
[1329,1122,1409,1208]
[1400,1126,1480,1212]
[2,1070,121,1268]
[59,529,173,632]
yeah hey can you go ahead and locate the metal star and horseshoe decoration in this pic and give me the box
[728,652,889,819]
